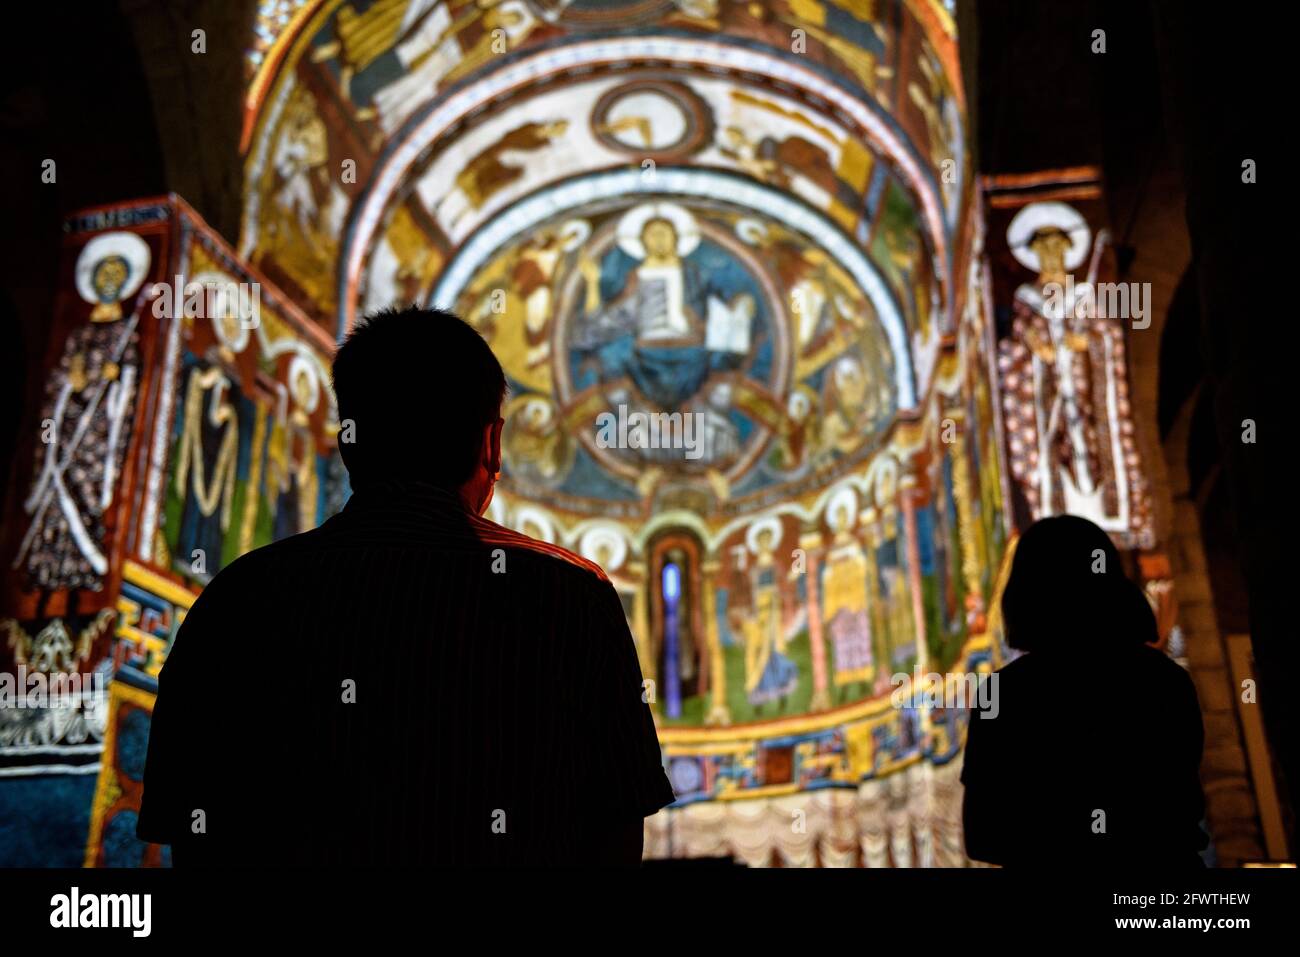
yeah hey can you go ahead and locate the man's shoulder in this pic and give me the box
[466,512,611,586]
[193,527,328,602]
[232,526,326,568]
[994,652,1038,681]
[189,515,613,615]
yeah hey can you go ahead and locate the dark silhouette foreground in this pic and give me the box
[138,307,674,865]
[962,515,1207,867]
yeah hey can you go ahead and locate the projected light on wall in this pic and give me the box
[234,0,1006,866]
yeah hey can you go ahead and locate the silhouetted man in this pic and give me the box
[961,515,1207,867]
[138,306,675,865]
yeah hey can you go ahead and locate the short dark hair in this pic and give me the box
[331,306,506,489]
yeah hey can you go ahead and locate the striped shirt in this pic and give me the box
[137,480,675,865]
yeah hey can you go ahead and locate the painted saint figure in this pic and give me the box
[821,495,874,695]
[997,201,1152,545]
[743,523,798,710]
[502,394,573,486]
[268,368,322,543]
[15,233,148,592]
[173,364,240,578]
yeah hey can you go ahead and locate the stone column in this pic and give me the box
[946,409,986,616]
[701,556,730,726]
[800,528,831,711]
[861,506,887,689]
[899,474,930,677]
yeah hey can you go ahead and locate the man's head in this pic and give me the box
[331,306,506,511]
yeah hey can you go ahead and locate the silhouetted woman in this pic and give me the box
[962,515,1207,867]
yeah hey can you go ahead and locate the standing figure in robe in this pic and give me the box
[998,201,1150,542]
[821,500,874,697]
[881,565,915,671]
[261,87,344,311]
[266,416,319,543]
[743,526,797,710]
[18,323,139,591]
[16,234,147,592]
[174,365,240,578]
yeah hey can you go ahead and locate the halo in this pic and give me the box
[616,201,700,259]
[495,0,536,41]
[745,516,783,554]
[191,270,252,353]
[559,219,591,251]
[826,485,859,531]
[870,456,899,508]
[288,354,320,414]
[579,524,628,571]
[833,355,862,385]
[514,506,555,543]
[75,231,151,306]
[734,217,768,246]
[1006,201,1091,272]
[504,393,556,427]
[523,396,553,426]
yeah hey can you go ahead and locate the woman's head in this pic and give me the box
[1001,515,1156,652]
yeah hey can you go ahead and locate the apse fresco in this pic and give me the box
[235,0,999,866]
[2,0,1178,868]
